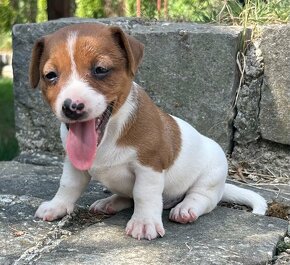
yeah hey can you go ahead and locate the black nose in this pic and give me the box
[62,98,85,120]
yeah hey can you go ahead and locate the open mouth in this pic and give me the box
[65,102,114,171]
[94,102,114,144]
[66,103,114,144]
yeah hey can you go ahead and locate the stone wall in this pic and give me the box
[232,25,290,175]
[12,18,290,174]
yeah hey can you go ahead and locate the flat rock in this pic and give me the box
[0,161,288,265]
[35,208,286,265]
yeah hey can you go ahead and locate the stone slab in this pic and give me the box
[0,161,288,264]
[259,25,290,145]
[12,17,242,154]
[34,208,286,265]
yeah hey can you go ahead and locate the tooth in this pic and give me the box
[96,118,101,128]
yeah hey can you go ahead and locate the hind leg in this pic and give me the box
[169,170,226,223]
[89,194,133,215]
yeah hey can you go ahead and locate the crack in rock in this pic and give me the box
[14,219,72,265]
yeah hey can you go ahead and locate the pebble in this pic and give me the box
[0,195,16,204]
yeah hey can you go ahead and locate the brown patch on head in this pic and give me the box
[29,28,75,110]
[110,26,144,76]
[41,40,72,109]
[118,87,181,172]
[29,38,45,88]
[29,23,144,114]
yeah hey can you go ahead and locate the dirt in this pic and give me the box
[228,158,290,264]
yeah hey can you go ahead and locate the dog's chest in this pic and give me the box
[89,163,135,197]
[88,142,137,197]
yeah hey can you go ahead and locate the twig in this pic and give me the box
[229,169,276,180]
[185,242,192,252]
[265,166,277,177]
[232,51,246,109]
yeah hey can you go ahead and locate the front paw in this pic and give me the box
[35,200,74,221]
[125,216,165,240]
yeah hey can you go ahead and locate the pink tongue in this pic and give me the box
[66,119,98,170]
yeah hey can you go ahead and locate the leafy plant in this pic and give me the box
[168,0,218,22]
[75,0,105,18]
[276,240,290,255]
[165,0,289,24]
[0,0,40,33]
[0,0,15,33]
[214,0,290,25]
[37,0,47,22]
[0,32,12,51]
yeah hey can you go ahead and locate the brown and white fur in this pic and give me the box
[30,23,267,240]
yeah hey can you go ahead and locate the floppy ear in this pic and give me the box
[29,37,45,88]
[110,26,144,76]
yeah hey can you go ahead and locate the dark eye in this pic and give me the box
[44,71,58,83]
[92,66,110,79]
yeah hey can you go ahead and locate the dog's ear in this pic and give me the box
[110,26,144,76]
[29,37,45,88]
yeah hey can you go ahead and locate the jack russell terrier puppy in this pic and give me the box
[30,23,267,240]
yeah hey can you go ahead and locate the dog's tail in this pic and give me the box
[221,183,267,215]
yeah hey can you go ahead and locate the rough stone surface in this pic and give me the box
[232,27,290,176]
[35,209,285,265]
[0,160,289,264]
[259,25,290,145]
[234,42,263,144]
[12,17,242,154]
[232,140,290,177]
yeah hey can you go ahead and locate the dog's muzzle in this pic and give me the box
[62,98,86,120]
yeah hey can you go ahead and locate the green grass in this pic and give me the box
[0,78,19,160]
[168,0,290,25]
[0,32,12,51]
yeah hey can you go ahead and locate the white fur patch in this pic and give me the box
[67,31,78,75]
[88,85,138,196]
[55,77,107,122]
[125,162,165,240]
[35,156,91,221]
[103,82,138,142]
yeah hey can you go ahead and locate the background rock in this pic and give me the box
[232,25,290,176]
[234,42,263,144]
[259,25,290,145]
[12,17,242,155]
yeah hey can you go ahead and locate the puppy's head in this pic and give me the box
[29,23,144,170]
[30,23,143,121]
